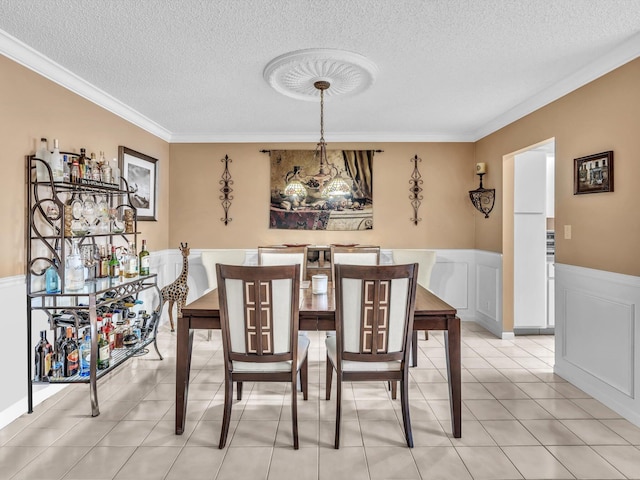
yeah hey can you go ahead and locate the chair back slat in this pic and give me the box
[361,279,390,354]
[244,279,274,355]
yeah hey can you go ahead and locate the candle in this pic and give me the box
[476,162,487,174]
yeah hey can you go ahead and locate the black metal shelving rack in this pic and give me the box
[26,155,162,417]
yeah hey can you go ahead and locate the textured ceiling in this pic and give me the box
[1,0,640,142]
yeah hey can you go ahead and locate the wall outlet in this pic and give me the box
[564,225,572,240]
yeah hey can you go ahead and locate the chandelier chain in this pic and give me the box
[319,87,325,144]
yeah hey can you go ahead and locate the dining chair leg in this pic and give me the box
[292,372,299,449]
[400,373,414,448]
[334,373,342,449]
[300,355,309,401]
[391,380,398,400]
[218,373,234,449]
[237,381,243,401]
[325,355,333,400]
[424,331,429,341]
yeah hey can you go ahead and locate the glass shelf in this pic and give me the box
[29,274,158,299]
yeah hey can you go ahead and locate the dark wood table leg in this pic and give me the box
[444,316,462,438]
[175,317,194,434]
[411,330,418,367]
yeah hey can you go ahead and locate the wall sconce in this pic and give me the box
[468,162,495,218]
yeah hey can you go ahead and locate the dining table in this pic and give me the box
[175,283,462,438]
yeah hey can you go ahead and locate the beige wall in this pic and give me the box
[476,58,640,330]
[476,58,640,277]
[169,143,476,249]
[0,55,170,277]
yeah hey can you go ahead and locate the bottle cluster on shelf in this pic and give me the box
[44,239,151,293]
[34,294,158,382]
[34,137,120,187]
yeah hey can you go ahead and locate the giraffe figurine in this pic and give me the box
[158,242,190,332]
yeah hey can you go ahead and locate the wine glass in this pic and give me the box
[81,244,97,282]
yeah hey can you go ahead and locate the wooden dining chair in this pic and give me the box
[215,263,309,449]
[330,245,380,283]
[258,245,308,281]
[326,263,418,448]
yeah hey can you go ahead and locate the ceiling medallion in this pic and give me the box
[263,48,378,101]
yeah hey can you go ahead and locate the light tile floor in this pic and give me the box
[3,322,640,479]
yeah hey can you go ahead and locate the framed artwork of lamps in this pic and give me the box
[269,149,374,230]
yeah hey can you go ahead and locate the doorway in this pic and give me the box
[503,139,555,335]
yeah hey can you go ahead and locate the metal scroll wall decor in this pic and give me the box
[219,155,233,225]
[409,154,423,225]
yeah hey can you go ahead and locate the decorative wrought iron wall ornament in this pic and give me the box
[219,155,233,225]
[409,154,423,225]
[468,162,495,218]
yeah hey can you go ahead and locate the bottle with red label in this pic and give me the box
[61,327,79,377]
[103,313,115,351]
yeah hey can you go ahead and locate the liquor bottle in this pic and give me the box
[110,158,120,186]
[97,245,108,278]
[49,139,64,182]
[124,242,138,278]
[45,251,61,293]
[54,326,66,362]
[100,151,112,183]
[62,327,79,377]
[103,314,115,351]
[90,152,101,181]
[34,330,53,381]
[78,330,90,377]
[34,137,50,181]
[65,239,84,291]
[62,154,70,182]
[70,157,81,183]
[108,245,120,279]
[97,322,110,370]
[77,148,88,179]
[139,239,150,276]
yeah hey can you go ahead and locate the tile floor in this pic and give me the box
[2,322,640,479]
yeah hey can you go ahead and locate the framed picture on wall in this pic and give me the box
[574,151,613,195]
[118,146,158,220]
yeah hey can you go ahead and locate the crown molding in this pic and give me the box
[169,131,475,143]
[472,30,640,141]
[0,29,172,142]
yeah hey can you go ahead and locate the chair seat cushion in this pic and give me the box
[325,335,401,372]
[232,335,310,373]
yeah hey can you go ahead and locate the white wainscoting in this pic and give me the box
[555,264,640,427]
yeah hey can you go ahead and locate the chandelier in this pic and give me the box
[283,80,351,199]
